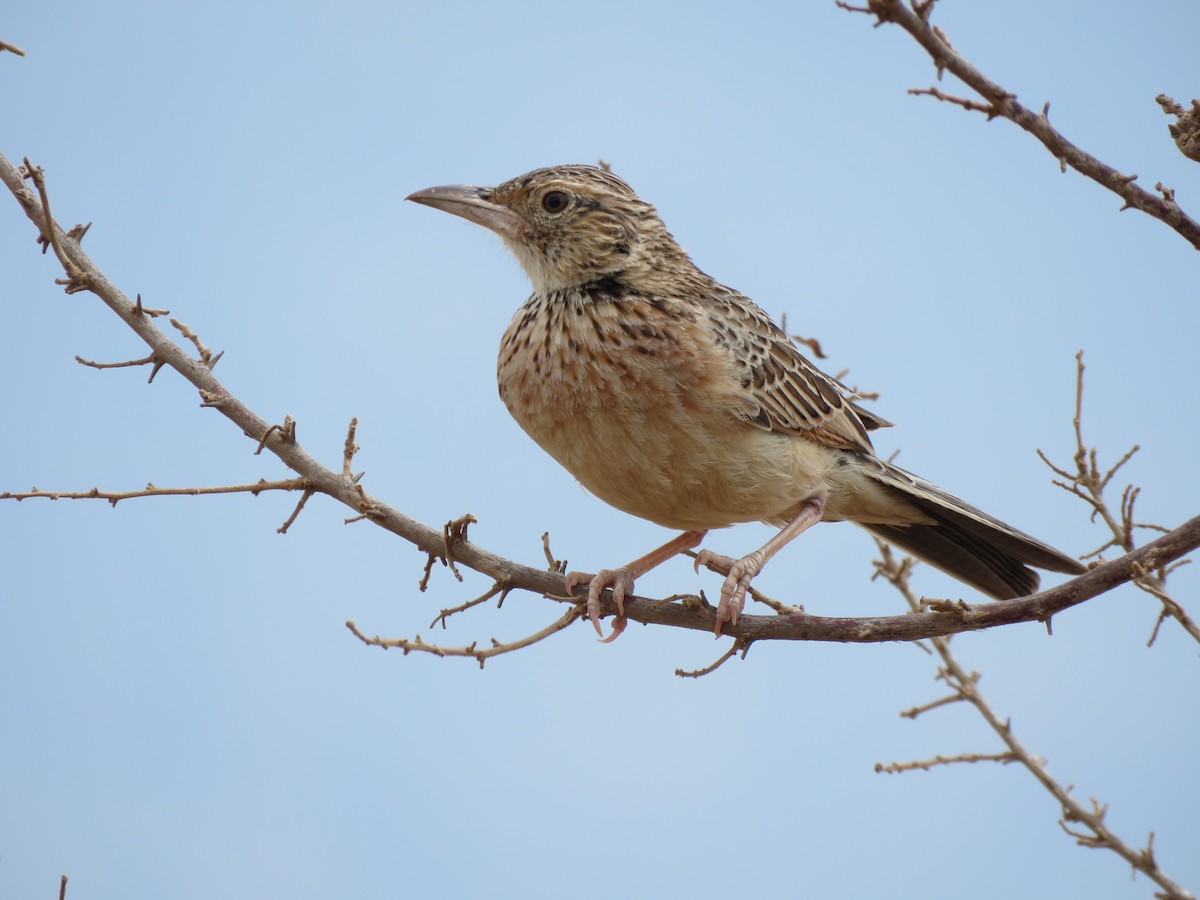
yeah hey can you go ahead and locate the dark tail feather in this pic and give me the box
[864,463,1086,600]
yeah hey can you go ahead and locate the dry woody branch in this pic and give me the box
[2,149,1196,658]
[840,0,1200,250]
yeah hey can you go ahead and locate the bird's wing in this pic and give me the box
[708,288,890,454]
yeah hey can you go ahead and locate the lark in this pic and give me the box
[408,165,1084,639]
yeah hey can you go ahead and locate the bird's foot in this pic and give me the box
[694,549,767,636]
[565,568,634,643]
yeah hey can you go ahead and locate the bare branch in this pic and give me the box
[873,539,1195,900]
[277,487,315,535]
[907,85,995,117]
[898,691,965,720]
[429,580,511,630]
[345,606,582,669]
[0,37,27,56]
[21,158,90,290]
[75,353,156,371]
[848,1,1200,250]
[1,150,1196,647]
[1039,352,1199,645]
[876,751,1016,774]
[674,638,750,678]
[1,478,308,506]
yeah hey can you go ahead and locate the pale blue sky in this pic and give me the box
[3,2,1198,899]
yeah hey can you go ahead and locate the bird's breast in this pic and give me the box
[496,289,834,530]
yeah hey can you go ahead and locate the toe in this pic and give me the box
[564,570,592,594]
[587,578,606,638]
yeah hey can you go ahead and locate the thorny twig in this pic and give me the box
[75,353,156,371]
[875,751,1016,774]
[276,487,315,534]
[675,638,751,678]
[839,0,1200,250]
[1,478,309,506]
[429,580,512,630]
[871,544,1193,900]
[346,605,582,669]
[1037,352,1198,646]
[21,157,89,290]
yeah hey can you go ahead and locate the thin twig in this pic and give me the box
[277,488,315,534]
[342,417,360,477]
[75,353,156,371]
[875,751,1016,774]
[429,580,511,629]
[898,691,965,720]
[675,639,750,678]
[1,478,309,506]
[21,158,89,290]
[345,606,582,669]
[1038,352,1198,645]
[541,531,567,574]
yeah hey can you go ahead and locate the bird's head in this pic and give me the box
[407,164,681,293]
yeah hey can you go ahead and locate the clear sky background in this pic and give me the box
[2,2,1198,899]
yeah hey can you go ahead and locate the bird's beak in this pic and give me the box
[405,184,523,241]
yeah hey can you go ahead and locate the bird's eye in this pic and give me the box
[541,190,570,213]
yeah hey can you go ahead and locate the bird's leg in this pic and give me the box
[695,495,826,636]
[566,529,707,642]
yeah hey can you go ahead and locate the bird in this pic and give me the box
[407,164,1085,640]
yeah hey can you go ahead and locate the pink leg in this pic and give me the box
[695,496,826,636]
[567,530,707,642]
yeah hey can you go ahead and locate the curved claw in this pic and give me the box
[713,572,749,637]
[706,551,764,637]
[693,549,741,636]
[564,567,635,642]
[596,615,627,644]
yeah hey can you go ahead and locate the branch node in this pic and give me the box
[255,416,296,455]
[198,389,229,408]
[133,293,169,317]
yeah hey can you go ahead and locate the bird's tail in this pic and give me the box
[862,462,1086,600]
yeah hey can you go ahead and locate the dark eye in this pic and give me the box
[541,190,570,213]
